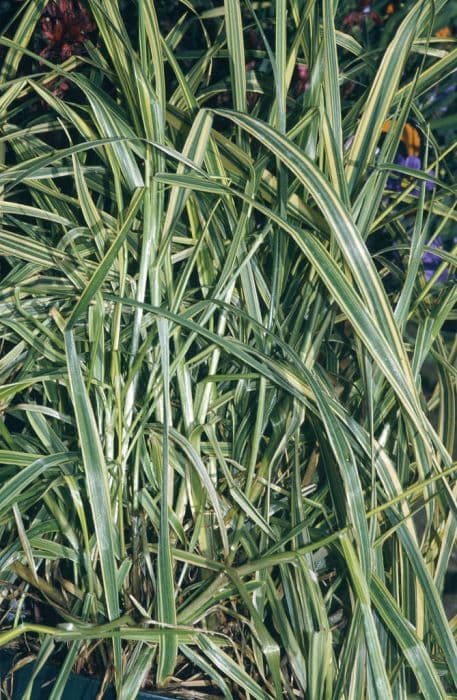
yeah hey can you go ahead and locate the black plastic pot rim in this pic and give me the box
[0,649,193,700]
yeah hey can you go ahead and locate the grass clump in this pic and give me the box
[0,0,456,697]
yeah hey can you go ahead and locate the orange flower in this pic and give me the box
[381,120,421,157]
[435,26,453,38]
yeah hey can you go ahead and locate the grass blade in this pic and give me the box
[64,330,122,684]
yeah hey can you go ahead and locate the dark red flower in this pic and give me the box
[52,80,70,98]
[342,1,383,29]
[246,28,260,50]
[40,0,95,62]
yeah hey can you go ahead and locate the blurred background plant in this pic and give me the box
[0,0,456,698]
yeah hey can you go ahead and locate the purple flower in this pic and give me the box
[403,155,421,170]
[422,237,448,283]
[387,154,435,193]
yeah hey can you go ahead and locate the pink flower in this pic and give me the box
[295,64,309,94]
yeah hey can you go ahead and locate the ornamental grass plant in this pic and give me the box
[0,0,456,697]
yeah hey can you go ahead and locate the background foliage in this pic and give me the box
[0,0,456,697]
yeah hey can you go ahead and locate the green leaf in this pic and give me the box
[65,188,144,330]
[64,330,122,681]
[371,575,447,699]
